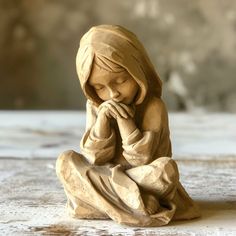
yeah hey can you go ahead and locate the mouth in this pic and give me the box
[112,98,123,103]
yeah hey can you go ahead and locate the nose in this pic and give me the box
[108,87,120,100]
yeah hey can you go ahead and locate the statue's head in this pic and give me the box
[76,25,162,106]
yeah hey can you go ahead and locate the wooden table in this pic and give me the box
[0,111,236,235]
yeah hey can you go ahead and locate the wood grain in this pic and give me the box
[0,111,235,160]
[0,159,235,235]
[0,112,236,235]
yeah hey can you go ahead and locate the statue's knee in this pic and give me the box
[56,150,76,172]
[151,157,179,182]
[60,150,76,158]
[57,149,74,161]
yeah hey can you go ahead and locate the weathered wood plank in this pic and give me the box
[1,111,236,234]
[0,111,236,160]
[0,158,235,235]
[0,111,84,159]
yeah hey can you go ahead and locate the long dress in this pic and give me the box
[56,97,200,227]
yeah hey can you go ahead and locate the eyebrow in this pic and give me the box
[88,80,103,86]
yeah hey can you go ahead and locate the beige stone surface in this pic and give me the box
[0,158,235,235]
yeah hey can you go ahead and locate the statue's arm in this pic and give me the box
[80,100,116,165]
[118,98,170,166]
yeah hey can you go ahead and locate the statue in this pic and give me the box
[56,25,200,227]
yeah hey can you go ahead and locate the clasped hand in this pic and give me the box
[98,100,135,120]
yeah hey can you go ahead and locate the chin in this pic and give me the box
[122,100,133,105]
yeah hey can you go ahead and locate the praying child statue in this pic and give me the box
[56,25,200,227]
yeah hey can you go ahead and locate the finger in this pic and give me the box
[106,110,116,119]
[101,102,118,119]
[98,104,106,113]
[105,103,123,119]
[108,101,129,119]
[99,101,130,119]
[98,105,115,119]
[98,101,111,111]
[98,105,109,117]
[104,102,123,119]
[98,101,111,115]
[118,103,135,118]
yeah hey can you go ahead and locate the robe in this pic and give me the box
[56,97,200,226]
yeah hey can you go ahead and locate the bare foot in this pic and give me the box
[142,193,160,215]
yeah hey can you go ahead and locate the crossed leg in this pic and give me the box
[126,157,179,200]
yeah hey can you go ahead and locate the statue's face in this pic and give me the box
[89,66,139,105]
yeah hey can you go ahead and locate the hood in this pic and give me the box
[76,24,162,106]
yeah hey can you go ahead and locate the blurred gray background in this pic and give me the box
[0,0,236,111]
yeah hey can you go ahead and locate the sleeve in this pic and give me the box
[121,98,172,166]
[122,128,161,167]
[80,100,116,165]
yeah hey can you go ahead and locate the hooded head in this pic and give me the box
[76,24,162,106]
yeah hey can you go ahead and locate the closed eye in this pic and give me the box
[93,85,104,90]
[115,77,127,84]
